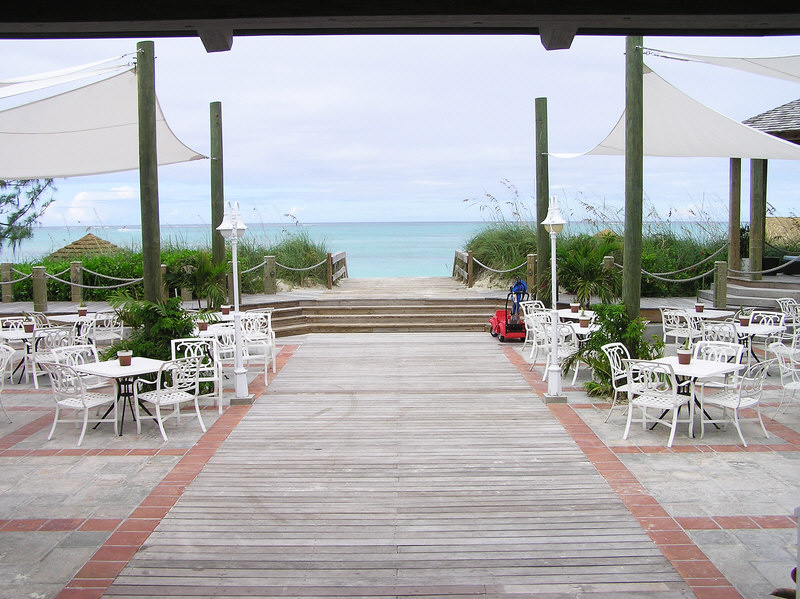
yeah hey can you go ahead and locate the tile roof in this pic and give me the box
[743,98,800,134]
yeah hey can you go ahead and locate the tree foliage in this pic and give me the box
[0,179,56,251]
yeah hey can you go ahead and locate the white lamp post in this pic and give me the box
[541,196,567,401]
[216,201,250,401]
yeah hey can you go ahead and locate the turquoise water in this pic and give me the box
[3,220,726,278]
[4,222,486,278]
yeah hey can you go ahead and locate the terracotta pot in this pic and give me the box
[677,349,692,365]
[78,308,87,316]
[197,321,208,331]
[570,303,580,313]
[695,303,704,313]
[118,351,132,366]
[579,318,590,328]
[739,317,750,327]
[221,305,231,315]
[23,322,34,333]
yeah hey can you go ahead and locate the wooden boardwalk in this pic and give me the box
[105,333,693,598]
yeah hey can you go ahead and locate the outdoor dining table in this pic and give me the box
[691,308,736,320]
[557,308,595,321]
[72,357,166,434]
[0,328,34,382]
[651,355,745,436]
[48,313,99,324]
[733,321,786,362]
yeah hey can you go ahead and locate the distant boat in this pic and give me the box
[117,226,131,232]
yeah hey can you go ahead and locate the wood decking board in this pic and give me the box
[104,333,693,598]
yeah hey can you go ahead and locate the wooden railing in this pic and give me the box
[452,250,474,287]
[327,252,348,289]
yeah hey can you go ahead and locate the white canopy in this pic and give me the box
[0,68,206,179]
[557,64,800,160]
[644,47,800,84]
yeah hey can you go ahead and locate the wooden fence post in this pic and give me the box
[714,260,728,309]
[1,263,11,303]
[264,256,276,294]
[32,266,47,312]
[326,253,333,289]
[466,250,474,288]
[602,255,615,270]
[526,254,536,297]
[70,261,83,304]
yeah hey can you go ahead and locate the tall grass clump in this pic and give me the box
[465,222,537,281]
[267,229,329,286]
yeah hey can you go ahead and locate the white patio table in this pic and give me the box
[733,321,786,362]
[557,308,595,321]
[72,357,165,434]
[651,355,745,437]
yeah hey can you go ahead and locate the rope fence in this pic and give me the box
[472,257,526,274]
[81,266,141,282]
[275,258,328,272]
[44,273,143,289]
[729,253,800,276]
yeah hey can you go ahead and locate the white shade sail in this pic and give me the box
[0,69,206,179]
[644,47,800,84]
[556,64,800,161]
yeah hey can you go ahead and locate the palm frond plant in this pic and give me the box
[557,233,622,307]
[563,303,663,397]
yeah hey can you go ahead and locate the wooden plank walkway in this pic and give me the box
[104,333,693,598]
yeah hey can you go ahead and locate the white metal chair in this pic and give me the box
[542,322,581,385]
[38,361,118,446]
[769,342,800,419]
[70,317,96,346]
[134,357,206,442]
[29,326,72,388]
[600,342,637,422]
[623,359,691,448]
[241,310,276,373]
[525,311,552,366]
[698,359,772,447]
[51,344,106,390]
[702,321,738,343]
[659,308,700,346]
[93,311,124,346]
[171,337,224,413]
[24,311,51,328]
[692,340,745,391]
[0,344,16,421]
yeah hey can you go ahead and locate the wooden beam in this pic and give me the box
[749,158,768,281]
[728,158,741,272]
[210,101,225,268]
[535,97,549,302]
[137,40,162,303]
[622,36,643,322]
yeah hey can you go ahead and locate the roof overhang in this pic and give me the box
[3,2,800,52]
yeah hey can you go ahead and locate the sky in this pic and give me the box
[1,33,799,227]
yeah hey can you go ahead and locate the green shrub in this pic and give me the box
[564,303,664,397]
[557,234,621,306]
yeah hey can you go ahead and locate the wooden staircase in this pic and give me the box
[698,273,800,309]
[246,278,506,337]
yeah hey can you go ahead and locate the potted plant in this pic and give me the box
[579,308,590,328]
[677,339,692,364]
[695,298,704,313]
[738,306,750,327]
[570,302,581,313]
[78,301,88,317]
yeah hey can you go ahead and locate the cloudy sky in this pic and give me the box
[1,33,799,227]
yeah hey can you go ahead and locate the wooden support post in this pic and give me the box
[70,261,83,304]
[137,41,162,303]
[466,250,474,288]
[622,36,644,322]
[1,263,12,303]
[32,266,47,312]
[749,158,767,282]
[535,97,550,302]
[180,288,192,302]
[729,158,741,272]
[210,101,226,268]
[526,254,536,297]
[714,260,728,309]
[264,256,276,294]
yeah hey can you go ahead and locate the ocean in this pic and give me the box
[3,222,485,278]
[3,220,726,278]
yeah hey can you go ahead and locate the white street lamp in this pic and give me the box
[541,196,567,401]
[216,201,251,402]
